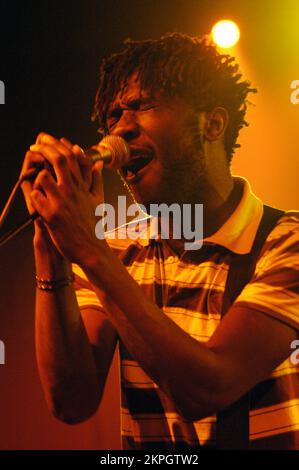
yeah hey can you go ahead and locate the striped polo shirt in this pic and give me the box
[73,176,299,450]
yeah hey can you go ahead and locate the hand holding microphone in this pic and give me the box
[14,132,130,261]
[18,132,129,214]
[20,134,130,184]
[0,132,130,253]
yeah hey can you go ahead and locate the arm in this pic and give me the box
[81,248,298,420]
[34,241,118,424]
[22,134,117,424]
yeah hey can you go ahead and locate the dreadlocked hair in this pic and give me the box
[92,32,257,163]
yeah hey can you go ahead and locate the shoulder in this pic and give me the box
[252,210,299,278]
[260,210,299,261]
[269,210,299,237]
[235,210,299,330]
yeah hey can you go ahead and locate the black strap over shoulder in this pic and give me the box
[216,204,285,450]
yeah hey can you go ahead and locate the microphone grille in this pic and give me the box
[100,135,130,168]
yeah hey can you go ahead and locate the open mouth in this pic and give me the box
[122,152,154,181]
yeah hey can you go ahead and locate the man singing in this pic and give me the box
[21,33,299,449]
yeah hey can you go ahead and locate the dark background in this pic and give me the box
[0,0,298,449]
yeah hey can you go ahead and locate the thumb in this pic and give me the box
[90,161,104,197]
[93,160,104,173]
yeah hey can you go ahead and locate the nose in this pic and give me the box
[111,110,139,141]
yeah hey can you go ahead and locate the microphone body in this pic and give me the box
[84,146,114,165]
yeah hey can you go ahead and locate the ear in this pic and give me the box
[198,107,229,142]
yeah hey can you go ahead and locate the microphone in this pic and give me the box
[84,134,130,168]
[20,135,130,183]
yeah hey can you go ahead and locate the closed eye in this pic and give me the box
[107,108,123,127]
[139,104,156,111]
[107,100,157,128]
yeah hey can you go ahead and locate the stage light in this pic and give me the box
[211,20,240,48]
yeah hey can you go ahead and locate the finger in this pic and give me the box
[36,137,83,184]
[20,150,45,178]
[90,161,104,196]
[93,160,104,173]
[60,137,73,149]
[30,189,49,220]
[72,144,88,166]
[33,169,61,202]
[32,170,65,229]
[36,132,56,145]
[72,144,92,187]
[40,135,93,189]
[20,151,46,214]
[29,143,74,188]
[50,139,83,182]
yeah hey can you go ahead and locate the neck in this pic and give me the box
[202,176,242,237]
[160,175,243,255]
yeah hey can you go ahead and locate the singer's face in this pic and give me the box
[107,74,206,208]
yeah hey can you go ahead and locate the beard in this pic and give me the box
[154,112,207,207]
[118,112,208,213]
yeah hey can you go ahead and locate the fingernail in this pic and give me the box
[73,144,85,154]
[42,135,56,143]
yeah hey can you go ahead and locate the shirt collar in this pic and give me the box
[116,176,263,255]
[202,176,263,254]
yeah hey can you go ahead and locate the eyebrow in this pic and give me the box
[107,95,154,115]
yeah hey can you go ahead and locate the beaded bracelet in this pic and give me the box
[35,273,75,291]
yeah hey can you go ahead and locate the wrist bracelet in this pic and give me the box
[35,273,75,291]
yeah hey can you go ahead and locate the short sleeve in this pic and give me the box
[72,263,105,310]
[234,218,299,331]
[72,231,137,311]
